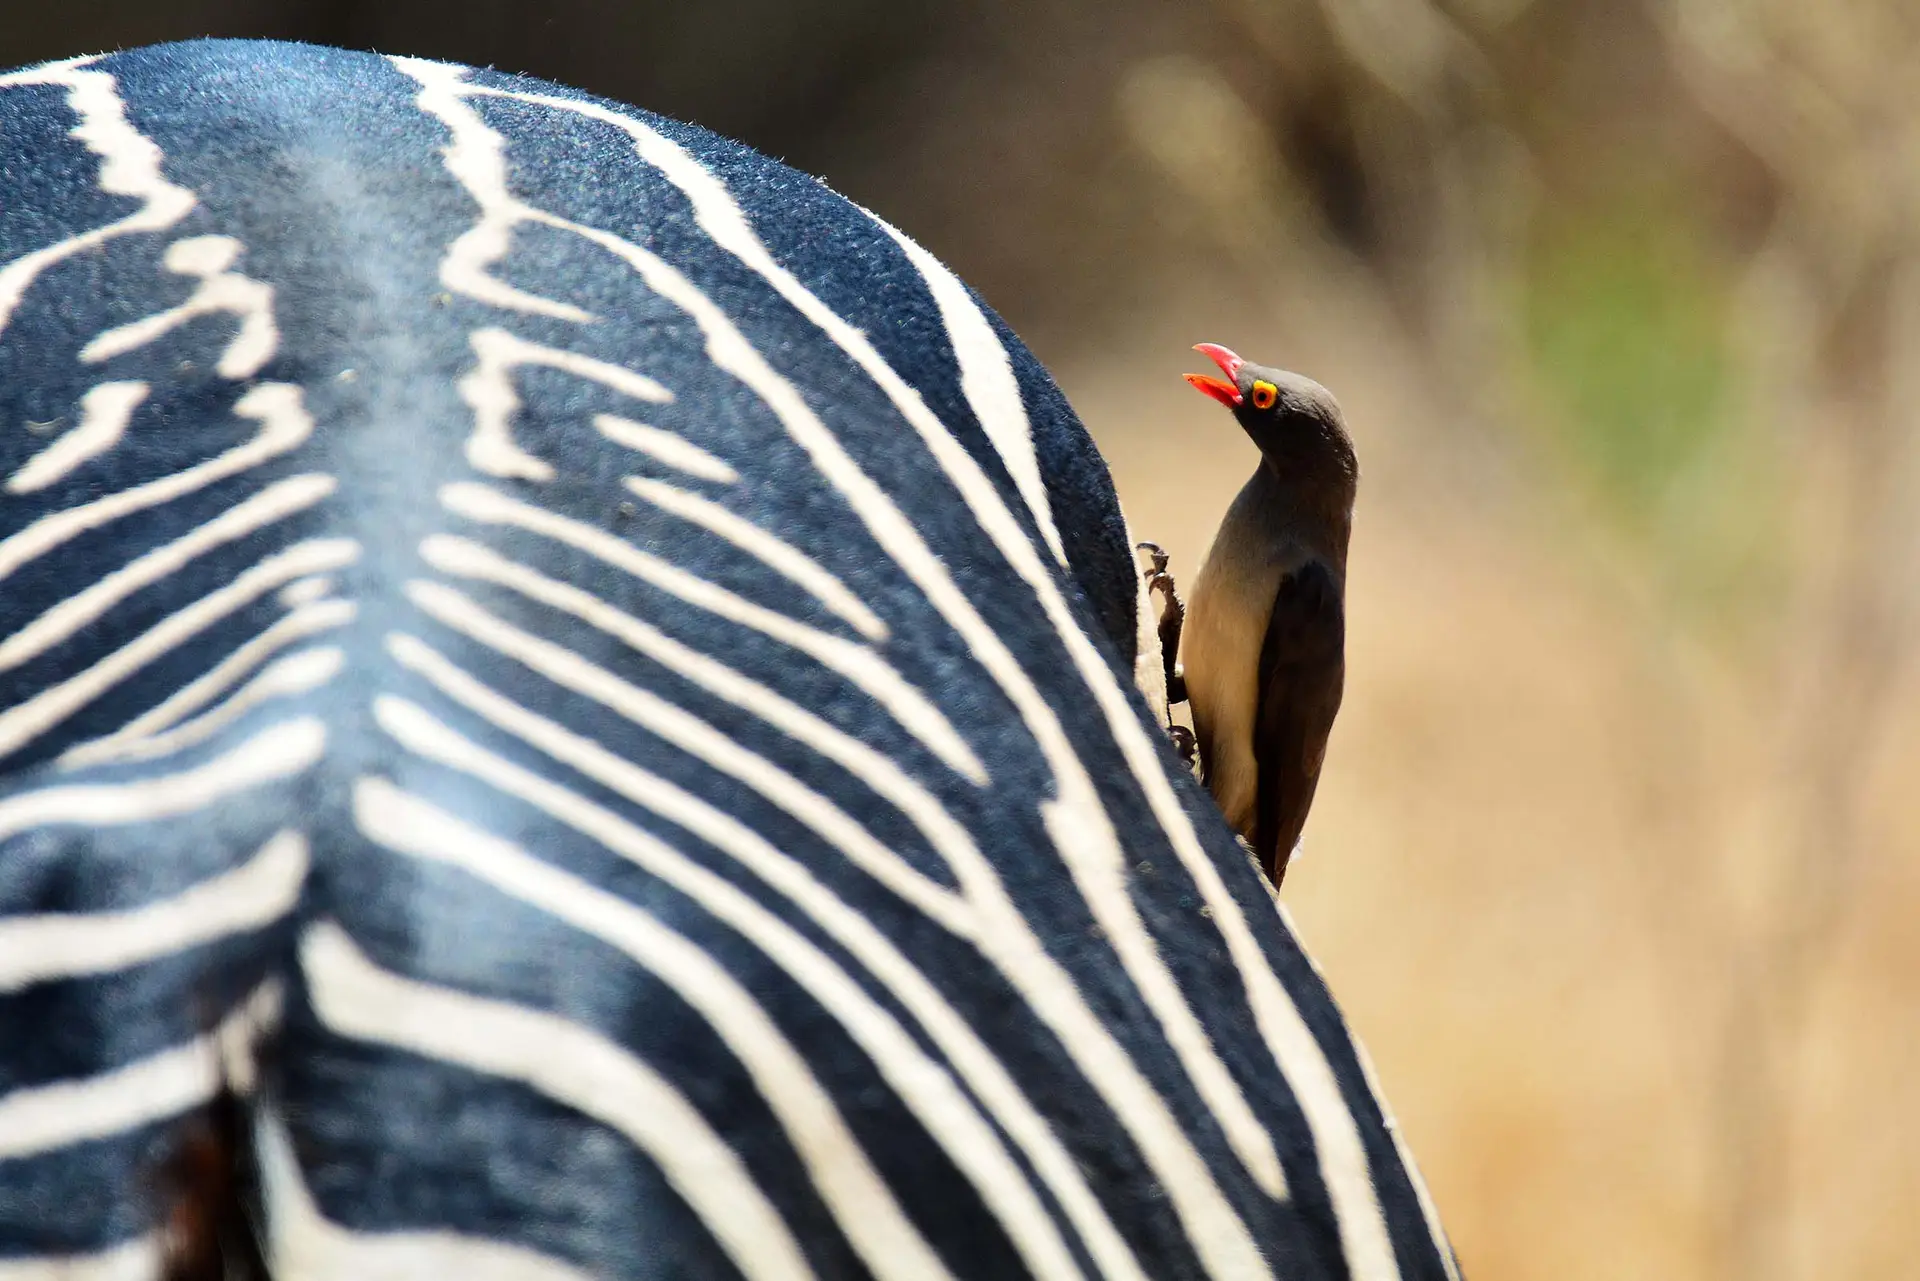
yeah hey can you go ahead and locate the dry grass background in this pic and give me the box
[5,0,1917,1275]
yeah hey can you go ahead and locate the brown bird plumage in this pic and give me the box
[1180,344,1356,886]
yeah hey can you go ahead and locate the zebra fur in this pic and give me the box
[0,39,1456,1280]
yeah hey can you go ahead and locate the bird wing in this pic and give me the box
[1252,558,1346,885]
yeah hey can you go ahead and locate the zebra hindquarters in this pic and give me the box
[0,38,1457,1281]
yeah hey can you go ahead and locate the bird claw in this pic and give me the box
[1137,540,1170,578]
[1134,541,1188,708]
[1168,724,1196,769]
[1136,542,1196,765]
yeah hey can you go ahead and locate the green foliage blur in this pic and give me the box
[1525,198,1785,629]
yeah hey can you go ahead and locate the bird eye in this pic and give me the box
[1249,380,1278,410]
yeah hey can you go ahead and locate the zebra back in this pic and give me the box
[0,39,1455,1280]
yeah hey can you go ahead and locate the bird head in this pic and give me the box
[1184,342,1358,490]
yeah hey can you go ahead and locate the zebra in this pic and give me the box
[0,39,1457,1279]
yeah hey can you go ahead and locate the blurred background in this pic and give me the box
[6,2,1916,1276]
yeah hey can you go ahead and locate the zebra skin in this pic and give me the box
[0,39,1456,1280]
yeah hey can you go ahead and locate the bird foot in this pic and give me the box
[1167,724,1196,770]
[1134,542,1188,707]
[1136,542,1197,766]
[1137,540,1170,578]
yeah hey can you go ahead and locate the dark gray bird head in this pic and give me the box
[1185,343,1358,503]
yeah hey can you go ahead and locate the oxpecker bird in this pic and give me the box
[1180,343,1357,886]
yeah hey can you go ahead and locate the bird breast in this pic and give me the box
[1184,467,1324,838]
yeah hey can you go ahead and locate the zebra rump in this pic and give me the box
[0,39,1456,1281]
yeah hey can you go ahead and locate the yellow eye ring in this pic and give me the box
[1249,380,1278,410]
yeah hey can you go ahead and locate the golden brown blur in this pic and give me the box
[6,2,1917,1276]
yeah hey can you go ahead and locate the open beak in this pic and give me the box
[1184,342,1244,408]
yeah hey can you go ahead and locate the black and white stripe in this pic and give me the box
[0,39,1455,1279]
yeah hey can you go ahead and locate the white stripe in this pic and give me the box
[357,773,1090,1281]
[0,1235,160,1281]
[0,540,358,761]
[0,473,337,673]
[0,830,307,993]
[1121,510,1170,724]
[255,1104,599,1281]
[0,718,325,839]
[1275,900,1457,1280]
[81,235,277,378]
[1350,1036,1458,1281]
[6,382,146,494]
[0,63,196,340]
[277,574,336,607]
[374,667,1149,1281]
[398,60,1274,1276]
[621,475,887,639]
[424,77,595,324]
[438,484,981,783]
[0,381,316,584]
[419,531,978,785]
[390,598,966,933]
[872,217,1068,567]
[0,54,96,86]
[459,326,672,481]
[299,921,828,1281]
[385,610,965,922]
[594,413,739,482]
[68,647,345,766]
[61,597,355,767]
[0,990,274,1160]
